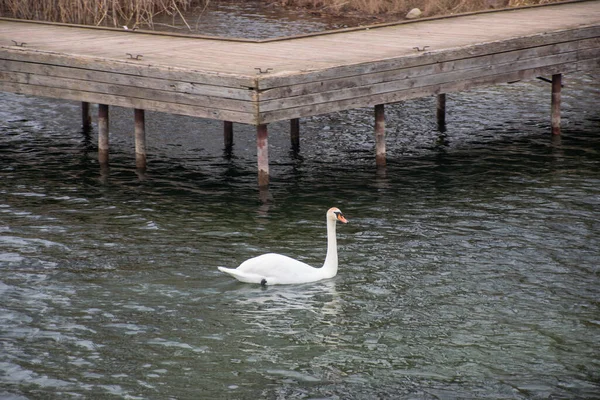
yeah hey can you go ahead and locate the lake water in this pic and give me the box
[2,71,599,399]
[1,8,600,399]
[151,1,377,38]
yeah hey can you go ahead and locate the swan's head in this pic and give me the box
[328,207,348,224]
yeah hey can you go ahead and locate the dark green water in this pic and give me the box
[1,72,599,399]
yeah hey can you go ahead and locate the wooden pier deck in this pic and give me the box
[1,0,599,185]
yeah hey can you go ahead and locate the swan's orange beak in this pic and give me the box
[337,214,348,224]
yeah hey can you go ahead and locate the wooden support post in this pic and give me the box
[374,104,386,168]
[98,104,109,165]
[437,93,446,132]
[551,74,561,135]
[290,118,300,152]
[224,121,233,151]
[134,109,147,169]
[82,102,92,132]
[257,124,269,187]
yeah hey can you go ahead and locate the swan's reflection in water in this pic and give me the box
[220,280,347,385]
[231,280,340,320]
[219,279,380,393]
[222,280,343,346]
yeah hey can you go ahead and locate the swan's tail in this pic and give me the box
[217,266,237,276]
[217,267,265,284]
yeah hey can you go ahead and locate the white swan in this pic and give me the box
[218,207,348,285]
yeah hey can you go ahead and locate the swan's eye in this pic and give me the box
[334,211,343,218]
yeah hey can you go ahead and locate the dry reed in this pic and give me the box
[0,0,566,29]
[0,0,204,28]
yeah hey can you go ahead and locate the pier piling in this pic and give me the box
[375,104,386,168]
[1,1,597,186]
[98,104,109,165]
[257,124,269,187]
[551,74,562,135]
[134,109,147,169]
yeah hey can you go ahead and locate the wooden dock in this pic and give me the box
[1,0,599,185]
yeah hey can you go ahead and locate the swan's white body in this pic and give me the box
[218,207,347,285]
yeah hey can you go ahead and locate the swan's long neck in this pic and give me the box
[321,217,338,278]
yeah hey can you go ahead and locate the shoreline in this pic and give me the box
[0,0,568,31]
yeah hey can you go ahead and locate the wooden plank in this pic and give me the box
[0,48,259,80]
[0,1,598,129]
[0,70,256,113]
[578,57,600,70]
[0,59,256,101]
[258,39,590,101]
[256,25,600,89]
[0,82,257,124]
[1,2,598,80]
[1,0,563,44]
[577,42,600,69]
[0,47,257,89]
[578,47,600,60]
[2,2,598,79]
[578,37,600,49]
[258,51,580,113]
[0,23,278,75]
[258,62,579,124]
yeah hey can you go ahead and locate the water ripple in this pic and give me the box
[1,72,599,398]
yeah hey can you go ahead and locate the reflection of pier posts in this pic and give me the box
[551,74,561,135]
[437,93,446,132]
[81,102,92,132]
[224,121,233,152]
[134,109,147,170]
[257,124,269,187]
[290,118,300,152]
[98,104,109,165]
[374,104,386,168]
